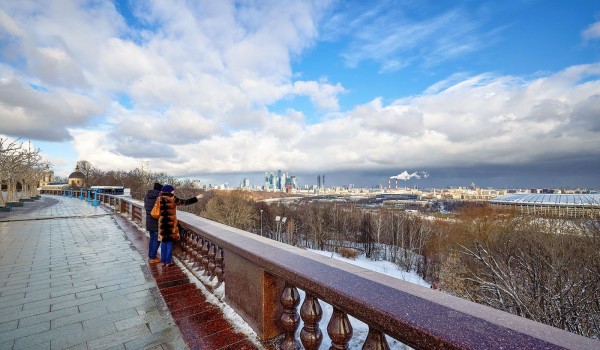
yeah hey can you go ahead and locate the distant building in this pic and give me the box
[241,177,250,189]
[68,165,85,188]
[490,194,600,218]
[39,170,54,187]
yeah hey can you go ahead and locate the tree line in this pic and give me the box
[0,138,48,206]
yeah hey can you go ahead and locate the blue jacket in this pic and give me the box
[144,189,161,232]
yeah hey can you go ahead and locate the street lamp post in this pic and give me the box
[260,209,263,236]
[275,216,287,242]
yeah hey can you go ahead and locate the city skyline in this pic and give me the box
[1,1,599,188]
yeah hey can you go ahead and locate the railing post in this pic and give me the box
[181,231,191,260]
[224,253,284,341]
[328,307,353,350]
[201,240,210,275]
[363,327,390,350]
[300,293,323,350]
[192,237,202,270]
[280,283,301,350]
[208,243,217,280]
[215,246,224,287]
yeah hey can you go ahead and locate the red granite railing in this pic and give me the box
[40,191,598,349]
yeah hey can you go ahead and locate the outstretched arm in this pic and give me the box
[175,194,203,206]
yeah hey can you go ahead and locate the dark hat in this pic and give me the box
[153,183,163,191]
[161,184,175,192]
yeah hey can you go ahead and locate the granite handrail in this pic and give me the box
[40,190,598,349]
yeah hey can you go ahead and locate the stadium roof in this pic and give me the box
[490,194,600,207]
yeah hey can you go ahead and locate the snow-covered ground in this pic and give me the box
[308,249,430,288]
[177,248,428,349]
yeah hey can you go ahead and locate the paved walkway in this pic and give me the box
[0,196,260,350]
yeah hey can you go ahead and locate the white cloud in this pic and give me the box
[64,62,600,177]
[292,80,346,111]
[0,72,101,141]
[329,5,488,72]
[582,21,600,41]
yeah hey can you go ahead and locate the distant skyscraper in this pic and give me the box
[323,174,325,188]
[242,178,250,188]
[277,170,282,190]
[317,175,321,189]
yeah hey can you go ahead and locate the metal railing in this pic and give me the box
[40,190,598,349]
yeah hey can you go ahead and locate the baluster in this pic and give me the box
[300,293,323,350]
[208,244,217,280]
[201,240,210,275]
[185,232,195,261]
[176,228,186,259]
[362,327,390,350]
[280,283,301,350]
[189,234,198,262]
[327,307,353,350]
[214,246,224,287]
[192,237,202,269]
[181,229,191,259]
[181,232,190,260]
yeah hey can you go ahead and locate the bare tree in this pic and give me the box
[76,160,93,187]
[202,190,257,230]
[0,138,21,206]
[442,212,600,338]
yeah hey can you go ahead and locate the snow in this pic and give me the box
[308,249,431,288]
[175,259,266,348]
[175,248,427,349]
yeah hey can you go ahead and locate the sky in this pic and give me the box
[1,0,599,189]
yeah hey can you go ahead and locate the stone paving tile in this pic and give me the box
[0,321,50,343]
[147,316,177,334]
[72,284,119,299]
[87,324,151,350]
[61,342,87,350]
[52,283,99,298]
[123,326,186,350]
[0,305,49,324]
[51,306,109,329]
[0,320,18,333]
[12,322,83,349]
[0,340,14,350]
[50,293,103,311]
[21,293,76,311]
[18,306,79,328]
[114,310,164,331]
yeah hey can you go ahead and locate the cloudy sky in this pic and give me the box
[1,0,599,189]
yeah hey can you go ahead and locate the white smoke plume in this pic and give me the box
[390,171,430,181]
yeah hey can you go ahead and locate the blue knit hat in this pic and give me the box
[161,184,174,192]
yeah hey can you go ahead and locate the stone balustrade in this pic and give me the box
[40,190,598,349]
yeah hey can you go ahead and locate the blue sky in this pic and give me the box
[1,0,599,188]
